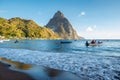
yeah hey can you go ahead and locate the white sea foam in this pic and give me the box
[0,48,120,80]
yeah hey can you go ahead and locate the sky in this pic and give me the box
[0,0,120,39]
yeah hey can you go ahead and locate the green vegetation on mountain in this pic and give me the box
[0,17,59,39]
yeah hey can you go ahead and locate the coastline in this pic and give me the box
[0,47,120,80]
[0,61,34,80]
[0,57,80,80]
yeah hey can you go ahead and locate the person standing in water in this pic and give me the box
[85,41,89,47]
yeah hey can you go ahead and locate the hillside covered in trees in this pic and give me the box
[0,17,59,39]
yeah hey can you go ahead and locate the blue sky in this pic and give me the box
[0,0,120,39]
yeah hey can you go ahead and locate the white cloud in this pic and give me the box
[86,26,93,32]
[86,25,97,32]
[79,11,86,16]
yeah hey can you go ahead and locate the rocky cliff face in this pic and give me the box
[46,11,81,39]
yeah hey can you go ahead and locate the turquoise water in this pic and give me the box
[0,40,120,56]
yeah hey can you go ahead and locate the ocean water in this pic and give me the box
[0,40,120,56]
[0,40,120,80]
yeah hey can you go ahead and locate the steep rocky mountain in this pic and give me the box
[0,17,59,39]
[46,11,81,39]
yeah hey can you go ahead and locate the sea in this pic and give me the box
[0,39,120,80]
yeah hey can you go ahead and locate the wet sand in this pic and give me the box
[0,62,34,80]
[0,57,80,80]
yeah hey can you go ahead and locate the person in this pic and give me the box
[14,40,19,43]
[85,41,89,47]
[91,40,95,44]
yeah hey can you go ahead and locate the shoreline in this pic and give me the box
[0,61,34,80]
[0,57,80,80]
[0,47,120,80]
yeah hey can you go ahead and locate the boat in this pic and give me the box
[89,42,102,46]
[60,41,72,44]
[85,40,103,47]
[89,41,103,46]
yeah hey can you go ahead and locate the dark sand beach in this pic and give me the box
[0,62,34,80]
[0,57,80,80]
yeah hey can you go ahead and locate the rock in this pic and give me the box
[46,11,82,40]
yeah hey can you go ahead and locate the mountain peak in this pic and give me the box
[53,11,64,18]
[46,11,81,39]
